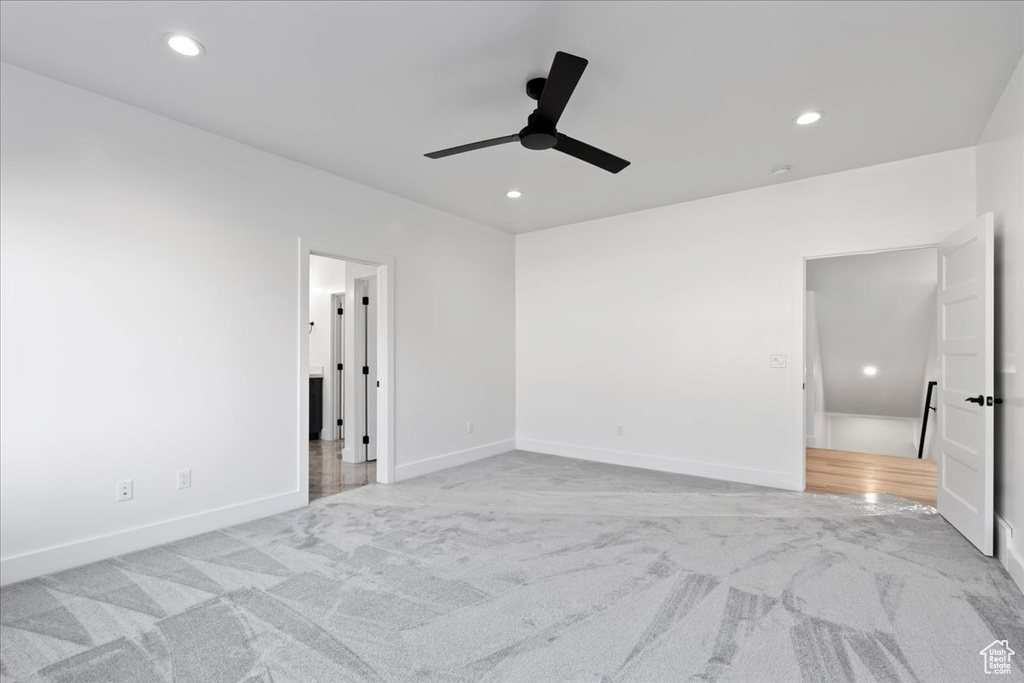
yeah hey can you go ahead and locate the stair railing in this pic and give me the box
[917,381,937,459]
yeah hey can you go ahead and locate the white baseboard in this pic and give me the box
[516,439,796,491]
[395,439,515,481]
[1008,543,1024,597]
[0,490,306,587]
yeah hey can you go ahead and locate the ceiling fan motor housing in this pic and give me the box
[520,112,558,150]
[526,77,547,101]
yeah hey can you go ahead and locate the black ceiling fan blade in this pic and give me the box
[424,134,519,159]
[536,51,588,125]
[554,134,630,173]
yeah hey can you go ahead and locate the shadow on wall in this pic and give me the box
[805,247,939,458]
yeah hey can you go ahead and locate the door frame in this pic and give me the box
[791,230,952,492]
[298,238,396,500]
[330,291,345,442]
[353,275,378,463]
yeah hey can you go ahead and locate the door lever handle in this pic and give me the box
[964,395,984,405]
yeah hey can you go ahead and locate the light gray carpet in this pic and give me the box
[1,451,1022,682]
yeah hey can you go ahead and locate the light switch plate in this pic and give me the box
[770,354,788,368]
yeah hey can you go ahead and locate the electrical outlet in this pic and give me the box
[770,354,788,368]
[466,421,474,435]
[117,479,133,502]
[177,469,191,490]
[616,425,624,437]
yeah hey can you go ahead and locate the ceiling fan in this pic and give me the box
[424,51,630,174]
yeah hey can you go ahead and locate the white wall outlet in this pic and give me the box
[466,421,474,435]
[770,354,788,368]
[116,479,133,502]
[177,469,191,490]
[616,425,624,437]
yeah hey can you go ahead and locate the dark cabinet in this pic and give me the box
[309,376,323,440]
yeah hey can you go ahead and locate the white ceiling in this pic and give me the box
[807,248,937,419]
[1,1,1021,233]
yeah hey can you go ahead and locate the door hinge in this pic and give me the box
[362,366,369,375]
[362,296,369,306]
[337,418,343,426]
[362,435,370,445]
[376,381,380,387]
[337,363,343,371]
[337,307,343,315]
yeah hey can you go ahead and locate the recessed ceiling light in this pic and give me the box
[795,111,823,126]
[506,190,522,199]
[164,33,205,57]
[771,165,791,177]
[863,366,878,376]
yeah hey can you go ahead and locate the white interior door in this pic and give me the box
[936,213,994,555]
[356,277,378,463]
[331,292,345,441]
[366,279,378,463]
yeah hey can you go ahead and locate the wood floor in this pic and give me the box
[806,448,937,507]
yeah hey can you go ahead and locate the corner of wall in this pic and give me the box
[515,439,798,491]
[395,440,515,482]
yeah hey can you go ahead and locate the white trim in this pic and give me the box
[299,239,396,485]
[517,439,795,490]
[0,491,304,586]
[353,276,378,464]
[999,513,1024,596]
[1007,544,1024,596]
[824,412,921,423]
[395,440,515,481]
[792,230,954,492]
[329,291,345,442]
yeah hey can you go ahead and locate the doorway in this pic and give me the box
[803,247,939,505]
[798,214,996,555]
[302,242,394,501]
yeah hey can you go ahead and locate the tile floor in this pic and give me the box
[308,439,375,500]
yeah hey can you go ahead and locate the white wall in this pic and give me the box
[825,414,921,459]
[976,53,1024,592]
[517,147,975,490]
[0,64,516,583]
[309,255,346,439]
